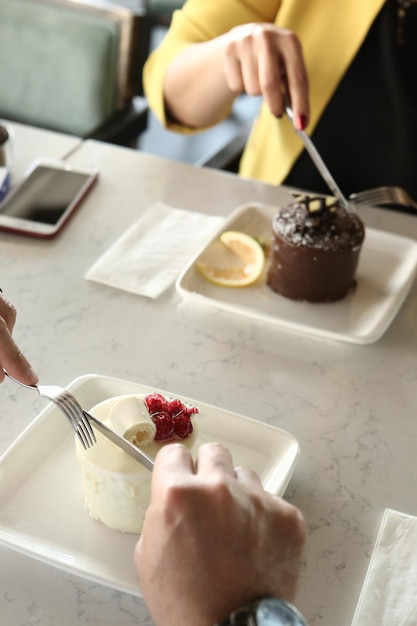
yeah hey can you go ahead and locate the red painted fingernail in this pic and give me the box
[295,114,308,131]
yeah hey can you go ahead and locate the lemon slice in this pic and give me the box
[196,230,265,287]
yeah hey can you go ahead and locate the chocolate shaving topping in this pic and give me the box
[275,192,365,252]
[291,193,338,215]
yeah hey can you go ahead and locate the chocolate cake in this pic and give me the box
[266,195,365,302]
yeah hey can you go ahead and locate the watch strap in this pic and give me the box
[216,604,258,626]
[215,598,307,626]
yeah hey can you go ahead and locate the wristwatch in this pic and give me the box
[216,598,308,626]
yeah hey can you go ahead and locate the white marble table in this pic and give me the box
[0,119,82,185]
[1,138,417,626]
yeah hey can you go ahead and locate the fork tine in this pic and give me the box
[350,189,383,205]
[56,395,91,449]
[366,188,397,203]
[81,410,97,444]
[4,373,97,449]
[50,396,89,449]
[77,413,96,448]
[59,392,96,448]
[351,199,369,208]
[74,424,91,450]
[350,186,417,210]
[350,197,367,207]
[361,194,384,205]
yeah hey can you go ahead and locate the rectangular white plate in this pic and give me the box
[176,204,417,344]
[0,374,299,597]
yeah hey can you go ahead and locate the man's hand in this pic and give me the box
[135,442,306,626]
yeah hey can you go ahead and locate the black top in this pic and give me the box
[284,0,417,208]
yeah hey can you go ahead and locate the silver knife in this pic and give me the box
[84,411,154,471]
[285,104,353,212]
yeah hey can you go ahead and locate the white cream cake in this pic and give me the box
[75,392,199,534]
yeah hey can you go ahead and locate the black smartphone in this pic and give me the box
[0,159,99,238]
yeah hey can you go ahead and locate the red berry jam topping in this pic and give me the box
[144,393,198,441]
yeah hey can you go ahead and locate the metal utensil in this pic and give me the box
[85,411,154,471]
[4,369,153,471]
[4,370,95,449]
[349,186,417,211]
[0,123,13,169]
[285,105,353,212]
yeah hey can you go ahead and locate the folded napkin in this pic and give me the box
[85,202,224,298]
[351,508,417,625]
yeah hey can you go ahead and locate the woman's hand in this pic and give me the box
[135,442,306,626]
[0,293,38,385]
[163,23,309,130]
[223,23,309,128]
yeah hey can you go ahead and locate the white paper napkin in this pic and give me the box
[351,508,417,625]
[85,202,224,298]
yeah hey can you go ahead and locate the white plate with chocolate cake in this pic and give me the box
[176,202,417,344]
[0,374,299,596]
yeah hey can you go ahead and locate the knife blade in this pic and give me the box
[285,104,353,212]
[84,410,154,471]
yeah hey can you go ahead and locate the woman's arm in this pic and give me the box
[164,23,309,130]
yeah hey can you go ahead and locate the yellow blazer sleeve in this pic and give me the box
[143,0,282,131]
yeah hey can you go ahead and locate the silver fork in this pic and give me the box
[349,186,417,210]
[4,370,96,449]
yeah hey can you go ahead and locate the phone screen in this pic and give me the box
[0,165,94,225]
